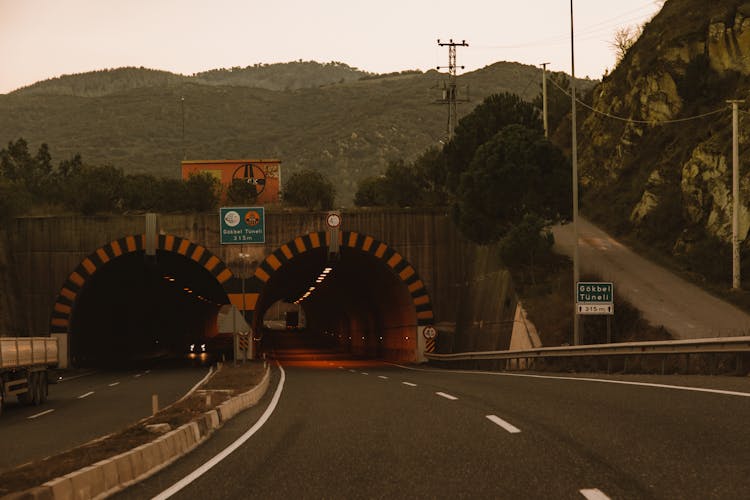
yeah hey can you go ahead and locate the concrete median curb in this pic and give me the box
[7,364,271,500]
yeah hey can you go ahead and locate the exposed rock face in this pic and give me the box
[579,0,750,254]
[708,5,750,74]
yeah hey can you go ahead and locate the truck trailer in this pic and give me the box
[0,337,60,416]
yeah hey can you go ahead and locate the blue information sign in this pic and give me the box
[220,207,265,244]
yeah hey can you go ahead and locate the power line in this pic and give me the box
[547,75,727,124]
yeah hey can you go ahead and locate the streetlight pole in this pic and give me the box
[180,96,185,161]
[570,0,581,345]
[541,62,550,139]
[728,99,744,290]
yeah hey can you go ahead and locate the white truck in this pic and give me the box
[0,337,60,416]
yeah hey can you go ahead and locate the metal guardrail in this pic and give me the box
[424,336,750,362]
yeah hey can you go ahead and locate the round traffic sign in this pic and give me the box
[326,212,341,228]
[423,326,437,339]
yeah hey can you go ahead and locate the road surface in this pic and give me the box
[116,360,750,499]
[0,365,209,473]
[550,217,750,339]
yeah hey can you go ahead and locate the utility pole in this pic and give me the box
[437,39,469,140]
[180,96,186,160]
[540,62,550,139]
[570,0,581,345]
[728,99,744,290]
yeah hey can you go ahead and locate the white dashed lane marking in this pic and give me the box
[486,414,521,434]
[402,382,417,387]
[77,391,94,399]
[580,488,610,500]
[435,392,458,401]
[108,382,120,387]
[27,409,55,419]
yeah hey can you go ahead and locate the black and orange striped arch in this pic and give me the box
[49,234,233,335]
[50,231,435,348]
[226,231,434,328]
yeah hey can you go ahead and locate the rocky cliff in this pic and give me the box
[578,0,750,269]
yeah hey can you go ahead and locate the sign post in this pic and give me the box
[220,207,265,244]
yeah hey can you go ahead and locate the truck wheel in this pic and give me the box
[31,372,42,405]
[38,372,48,404]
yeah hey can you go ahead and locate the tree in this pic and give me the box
[610,25,642,64]
[0,139,56,203]
[443,93,543,192]
[282,169,335,210]
[497,213,555,285]
[0,178,31,222]
[62,165,125,215]
[354,176,389,207]
[453,124,571,244]
[225,178,259,205]
[182,172,220,212]
[353,151,448,208]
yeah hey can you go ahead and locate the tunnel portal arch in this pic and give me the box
[236,231,436,357]
[49,234,234,337]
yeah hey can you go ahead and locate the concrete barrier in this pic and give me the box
[17,363,270,499]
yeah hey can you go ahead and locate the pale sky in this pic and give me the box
[0,0,663,94]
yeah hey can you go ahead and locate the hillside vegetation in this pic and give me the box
[0,60,594,205]
[575,0,750,291]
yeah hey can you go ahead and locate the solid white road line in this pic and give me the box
[153,364,286,500]
[393,365,750,398]
[378,375,389,380]
[486,414,521,434]
[436,392,458,400]
[580,488,611,500]
[108,382,120,387]
[402,382,417,387]
[77,391,94,399]
[27,409,55,419]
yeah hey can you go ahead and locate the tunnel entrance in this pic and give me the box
[247,232,434,362]
[50,235,232,367]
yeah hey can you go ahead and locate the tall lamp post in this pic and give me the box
[570,0,581,345]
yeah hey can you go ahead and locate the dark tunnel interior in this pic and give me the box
[70,250,227,367]
[69,243,420,367]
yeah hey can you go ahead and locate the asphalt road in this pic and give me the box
[116,360,750,499]
[550,217,750,338]
[0,364,209,473]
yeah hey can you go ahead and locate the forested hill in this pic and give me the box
[0,60,594,205]
[8,61,371,97]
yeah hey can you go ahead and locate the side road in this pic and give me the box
[550,217,750,339]
[1,362,270,500]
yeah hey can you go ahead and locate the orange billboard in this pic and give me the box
[181,159,281,204]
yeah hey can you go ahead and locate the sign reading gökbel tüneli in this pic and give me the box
[220,207,265,244]
[576,281,614,315]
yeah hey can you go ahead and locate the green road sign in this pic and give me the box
[220,207,265,244]
[576,281,614,315]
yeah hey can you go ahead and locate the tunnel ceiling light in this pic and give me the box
[323,267,332,273]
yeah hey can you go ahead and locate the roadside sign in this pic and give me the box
[577,303,614,315]
[576,281,614,315]
[326,211,341,228]
[423,326,437,339]
[220,207,265,244]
